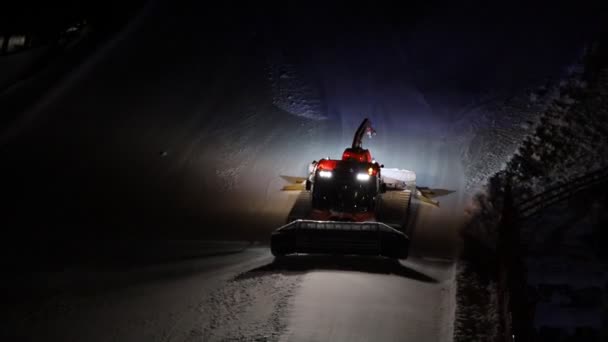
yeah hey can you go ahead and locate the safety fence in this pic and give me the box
[497,165,608,341]
[515,166,608,219]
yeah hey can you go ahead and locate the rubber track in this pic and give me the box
[376,190,412,231]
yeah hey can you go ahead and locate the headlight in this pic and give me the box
[356,173,370,181]
[319,170,332,178]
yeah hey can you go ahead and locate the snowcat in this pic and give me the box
[271,118,415,259]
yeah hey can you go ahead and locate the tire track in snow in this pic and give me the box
[200,272,302,341]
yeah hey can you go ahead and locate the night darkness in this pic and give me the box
[1,1,607,341]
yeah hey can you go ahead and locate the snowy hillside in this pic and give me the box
[457,50,590,193]
[267,52,327,121]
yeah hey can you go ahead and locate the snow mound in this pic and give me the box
[267,59,327,120]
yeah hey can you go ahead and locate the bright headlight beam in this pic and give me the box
[356,173,370,181]
[319,170,332,178]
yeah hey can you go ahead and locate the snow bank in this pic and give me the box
[507,70,608,199]
[453,261,500,342]
[440,263,458,342]
[458,57,590,193]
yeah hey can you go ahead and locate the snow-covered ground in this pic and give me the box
[2,247,457,342]
[3,247,272,341]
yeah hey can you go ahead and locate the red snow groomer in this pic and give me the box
[271,118,413,259]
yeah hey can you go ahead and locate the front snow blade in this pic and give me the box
[270,220,409,259]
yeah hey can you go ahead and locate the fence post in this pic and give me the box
[497,176,513,341]
[498,174,533,341]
